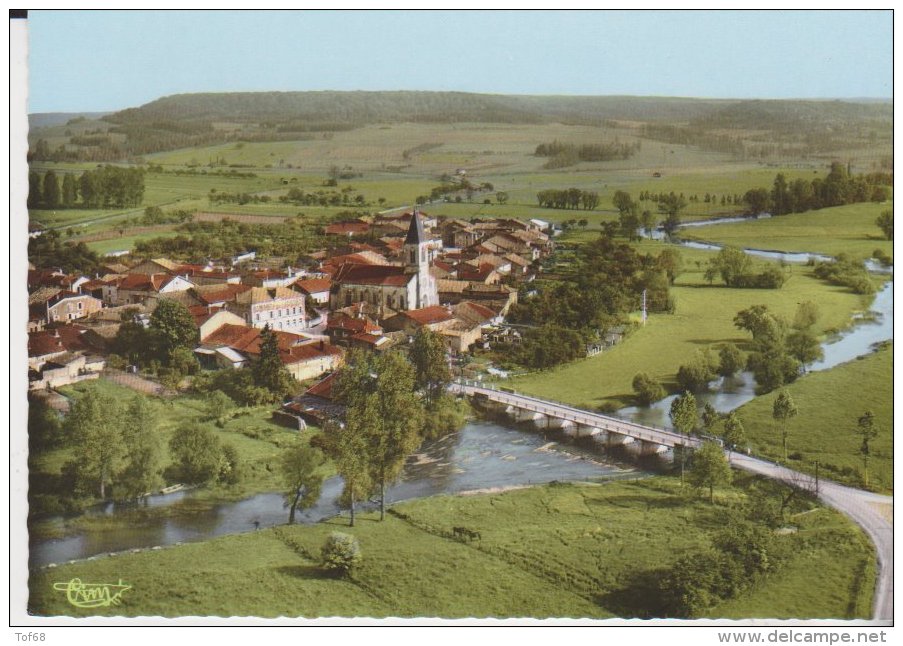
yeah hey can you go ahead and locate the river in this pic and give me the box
[617,218,894,427]
[30,420,631,567]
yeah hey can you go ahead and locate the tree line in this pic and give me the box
[28,165,145,210]
[536,188,600,210]
[534,139,639,169]
[746,165,891,216]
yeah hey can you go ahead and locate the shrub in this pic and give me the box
[632,372,665,406]
[717,344,743,377]
[321,532,362,576]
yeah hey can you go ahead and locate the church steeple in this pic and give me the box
[405,208,426,245]
[403,209,438,309]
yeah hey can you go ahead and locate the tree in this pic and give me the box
[28,170,42,208]
[321,532,362,577]
[640,210,656,236]
[688,441,732,503]
[855,411,879,487]
[43,171,61,209]
[410,327,451,408]
[705,247,754,287]
[204,390,235,422]
[676,351,717,393]
[701,403,719,432]
[250,324,296,402]
[721,412,746,462]
[632,372,665,406]
[670,391,698,484]
[718,344,743,377]
[876,210,893,240]
[365,352,425,520]
[61,173,78,208]
[657,248,683,284]
[149,299,199,357]
[169,424,223,484]
[65,386,127,499]
[116,396,164,501]
[331,408,375,528]
[743,187,771,215]
[772,390,798,461]
[792,301,820,331]
[28,394,63,452]
[280,443,326,524]
[785,329,823,371]
[495,191,509,205]
[657,193,687,235]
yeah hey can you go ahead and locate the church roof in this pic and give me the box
[332,263,412,287]
[405,211,426,245]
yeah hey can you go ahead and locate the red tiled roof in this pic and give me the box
[117,273,179,292]
[194,284,252,305]
[305,372,338,399]
[331,263,410,287]
[283,342,343,364]
[202,324,304,355]
[403,305,455,327]
[28,325,88,357]
[294,278,332,295]
[327,312,382,334]
[325,221,370,236]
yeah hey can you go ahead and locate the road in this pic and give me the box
[730,452,893,622]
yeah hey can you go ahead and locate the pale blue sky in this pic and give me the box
[27,9,893,113]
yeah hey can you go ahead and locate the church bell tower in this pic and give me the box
[404,209,438,309]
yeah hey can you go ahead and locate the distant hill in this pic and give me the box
[26,91,892,163]
[29,111,110,129]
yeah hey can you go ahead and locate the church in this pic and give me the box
[329,211,439,318]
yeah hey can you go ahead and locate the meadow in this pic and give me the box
[27,478,875,619]
[680,201,894,261]
[731,343,893,493]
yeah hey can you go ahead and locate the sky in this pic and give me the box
[25,9,893,113]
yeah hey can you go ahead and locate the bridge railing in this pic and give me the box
[451,379,701,448]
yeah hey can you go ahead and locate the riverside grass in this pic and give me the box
[731,343,893,493]
[28,478,874,619]
[680,201,894,261]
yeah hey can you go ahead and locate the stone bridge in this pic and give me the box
[450,380,703,458]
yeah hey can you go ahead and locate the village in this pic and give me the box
[27,209,555,420]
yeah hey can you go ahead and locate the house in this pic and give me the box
[383,305,457,335]
[128,257,181,275]
[244,267,304,288]
[294,277,331,306]
[44,291,103,324]
[326,310,383,344]
[195,323,342,381]
[191,308,247,342]
[115,273,195,306]
[229,286,307,332]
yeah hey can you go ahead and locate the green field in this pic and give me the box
[732,343,893,492]
[29,121,855,248]
[509,247,876,409]
[27,478,875,619]
[681,202,894,260]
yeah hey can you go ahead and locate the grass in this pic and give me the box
[509,246,875,409]
[730,343,893,493]
[27,478,875,619]
[680,202,894,261]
